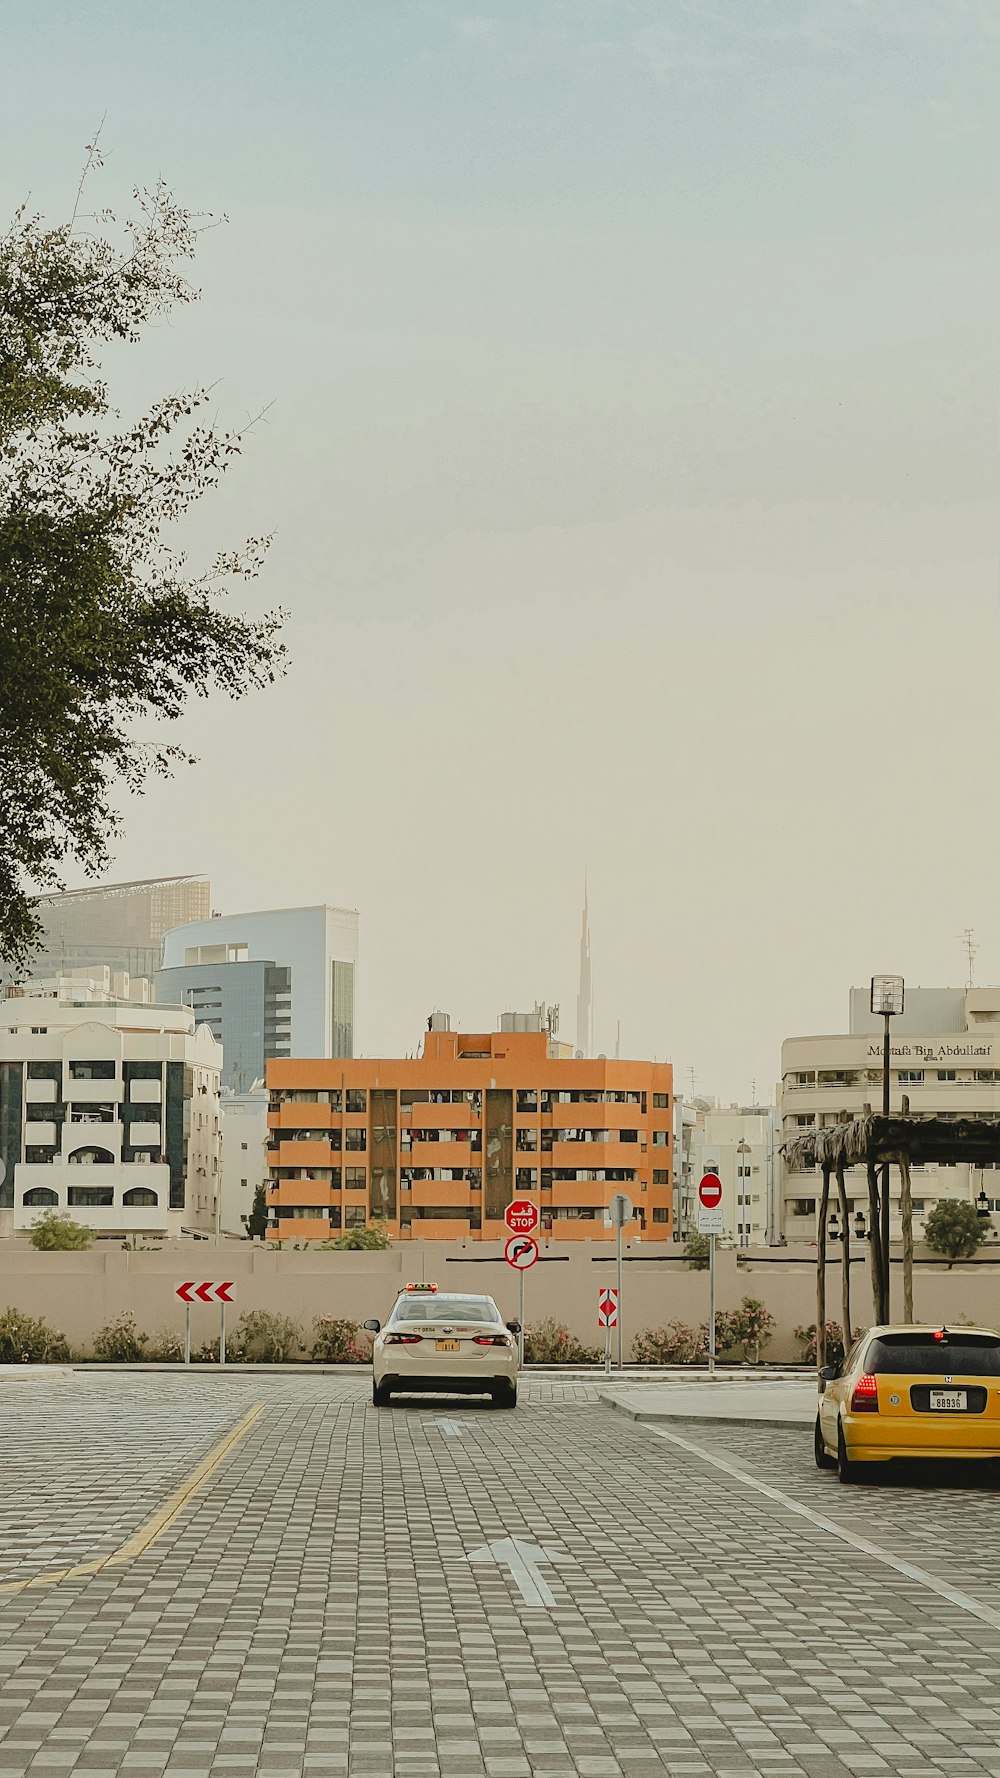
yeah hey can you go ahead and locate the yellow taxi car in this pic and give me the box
[815,1323,1000,1482]
[364,1284,519,1408]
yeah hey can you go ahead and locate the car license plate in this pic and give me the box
[435,1340,461,1352]
[930,1389,967,1411]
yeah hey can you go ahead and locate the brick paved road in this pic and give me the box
[2,1373,1000,1777]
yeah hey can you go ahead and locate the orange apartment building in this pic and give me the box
[265,1023,673,1243]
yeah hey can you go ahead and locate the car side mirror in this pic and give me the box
[818,1363,838,1382]
[363,1319,381,1333]
[506,1320,521,1335]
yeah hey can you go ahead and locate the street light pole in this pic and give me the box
[871,975,905,1326]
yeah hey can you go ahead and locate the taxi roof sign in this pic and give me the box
[402,1282,438,1293]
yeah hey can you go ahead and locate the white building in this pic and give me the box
[779,986,1000,1245]
[674,1098,777,1245]
[219,1083,269,1237]
[157,904,359,1093]
[0,971,221,1239]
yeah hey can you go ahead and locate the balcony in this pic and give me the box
[268,1105,335,1132]
[401,1140,472,1167]
[269,1139,336,1171]
[269,1181,336,1209]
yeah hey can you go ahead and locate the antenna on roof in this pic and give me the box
[961,927,978,989]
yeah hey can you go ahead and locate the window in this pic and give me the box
[516,1168,537,1188]
[515,1129,538,1151]
[867,1333,1000,1376]
[69,1060,116,1081]
[937,1070,957,1082]
[652,1093,669,1109]
[345,1207,366,1229]
[346,1089,367,1113]
[791,1198,816,1216]
[898,1070,924,1085]
[22,1187,58,1207]
[68,1146,114,1165]
[122,1187,158,1208]
[345,1128,367,1151]
[30,1026,47,1035]
[516,1090,538,1113]
[652,1131,669,1147]
[652,1207,670,1223]
[795,1115,814,1127]
[652,1170,670,1184]
[345,1167,366,1189]
[977,1071,1000,1084]
[619,1129,639,1143]
[241,1141,248,1151]
[67,1186,114,1206]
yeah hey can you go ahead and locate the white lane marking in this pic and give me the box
[645,1423,1000,1633]
[466,1535,575,1608]
[434,1417,466,1438]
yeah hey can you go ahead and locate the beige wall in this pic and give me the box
[3,1241,1000,1360]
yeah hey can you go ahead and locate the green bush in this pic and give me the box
[146,1328,184,1362]
[924,1199,991,1265]
[0,1307,71,1363]
[311,1315,372,1363]
[233,1309,303,1363]
[633,1319,708,1364]
[683,1231,710,1269]
[325,1220,392,1251]
[523,1318,600,1364]
[29,1210,94,1251]
[92,1312,148,1362]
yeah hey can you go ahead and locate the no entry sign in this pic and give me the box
[175,1281,235,1304]
[697,1171,724,1236]
[598,1287,619,1328]
[505,1199,540,1235]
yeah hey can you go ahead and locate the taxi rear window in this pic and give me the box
[867,1335,1000,1377]
[393,1297,500,1324]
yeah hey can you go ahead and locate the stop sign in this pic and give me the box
[505,1198,540,1235]
[698,1173,723,1209]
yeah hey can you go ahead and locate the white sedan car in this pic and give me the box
[365,1285,519,1408]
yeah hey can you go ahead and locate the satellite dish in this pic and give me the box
[597,1053,607,1060]
[574,1049,584,1060]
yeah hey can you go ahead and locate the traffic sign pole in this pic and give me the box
[220,1300,226,1367]
[615,1219,623,1370]
[184,1304,191,1367]
[708,1234,716,1375]
[518,1268,525,1369]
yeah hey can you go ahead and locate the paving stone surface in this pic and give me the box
[1,1372,1000,1776]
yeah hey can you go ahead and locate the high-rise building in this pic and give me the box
[576,883,593,1057]
[0,971,221,1238]
[779,985,1000,1244]
[3,876,211,985]
[265,1019,672,1243]
[157,904,358,1093]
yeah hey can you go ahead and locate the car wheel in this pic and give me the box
[837,1422,857,1484]
[372,1381,392,1407]
[814,1416,835,1470]
[492,1382,517,1409]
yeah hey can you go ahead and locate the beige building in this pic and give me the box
[673,1099,777,1245]
[780,986,1000,1245]
[0,972,222,1239]
[220,1083,269,1237]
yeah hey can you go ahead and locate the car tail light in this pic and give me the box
[473,1334,510,1347]
[386,1333,422,1345]
[850,1373,879,1412]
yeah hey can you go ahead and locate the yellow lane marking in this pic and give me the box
[0,1401,265,1597]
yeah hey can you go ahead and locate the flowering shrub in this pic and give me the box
[794,1321,847,1366]
[92,1312,148,1362]
[523,1318,600,1364]
[716,1298,775,1365]
[0,1307,70,1363]
[146,1328,184,1362]
[311,1316,373,1363]
[633,1319,708,1364]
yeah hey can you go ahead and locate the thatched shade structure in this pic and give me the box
[781,1114,1000,1365]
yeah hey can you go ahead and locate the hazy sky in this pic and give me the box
[6,1,1000,1098]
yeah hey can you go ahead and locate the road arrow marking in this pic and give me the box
[466,1536,575,1608]
[434,1418,465,1437]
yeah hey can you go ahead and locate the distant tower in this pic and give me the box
[576,878,593,1057]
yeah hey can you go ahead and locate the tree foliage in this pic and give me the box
[327,1220,392,1251]
[923,1199,991,1266]
[0,160,286,964]
[246,1183,269,1241]
[29,1210,95,1250]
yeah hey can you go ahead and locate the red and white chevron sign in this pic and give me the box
[175,1281,235,1304]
